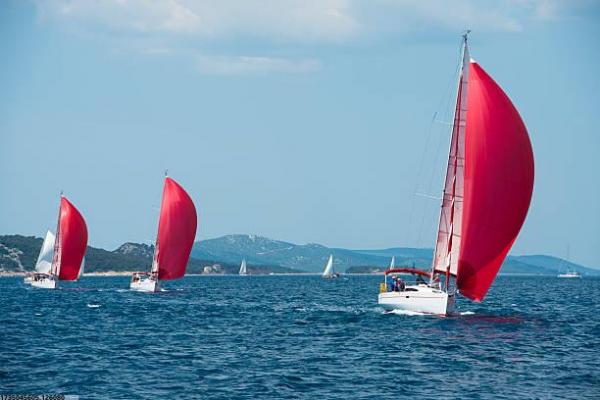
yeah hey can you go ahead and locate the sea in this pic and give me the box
[1,275,599,399]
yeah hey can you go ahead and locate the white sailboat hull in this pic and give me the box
[130,276,159,292]
[557,273,581,278]
[378,285,453,316]
[26,274,58,289]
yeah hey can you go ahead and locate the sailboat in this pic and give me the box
[130,175,197,292]
[239,259,248,276]
[388,256,395,270]
[557,246,581,278]
[378,33,534,315]
[557,270,581,279]
[25,196,88,289]
[322,254,339,278]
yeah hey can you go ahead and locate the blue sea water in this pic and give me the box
[1,275,599,399]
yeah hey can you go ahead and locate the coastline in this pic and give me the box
[1,271,573,278]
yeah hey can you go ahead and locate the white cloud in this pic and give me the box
[34,0,591,74]
[35,0,584,40]
[35,0,360,41]
[196,55,321,75]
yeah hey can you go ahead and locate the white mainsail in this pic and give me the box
[239,259,247,276]
[389,256,395,270]
[431,40,470,278]
[322,254,334,277]
[35,230,55,274]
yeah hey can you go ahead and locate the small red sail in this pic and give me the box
[55,197,88,281]
[457,62,534,301]
[155,177,197,280]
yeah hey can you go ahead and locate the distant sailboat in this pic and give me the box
[389,256,395,270]
[379,33,534,315]
[557,271,581,279]
[130,175,197,292]
[557,246,581,278]
[25,196,88,289]
[322,254,339,279]
[239,259,248,276]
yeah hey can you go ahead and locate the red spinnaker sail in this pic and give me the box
[457,62,534,301]
[156,178,197,280]
[56,197,88,281]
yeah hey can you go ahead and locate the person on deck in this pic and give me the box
[397,278,405,291]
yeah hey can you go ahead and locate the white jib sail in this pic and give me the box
[389,256,395,270]
[322,254,334,277]
[35,230,55,274]
[77,257,85,279]
[239,259,247,275]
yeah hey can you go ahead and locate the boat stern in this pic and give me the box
[130,272,159,292]
[29,274,58,289]
[378,285,450,316]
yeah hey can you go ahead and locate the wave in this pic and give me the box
[386,309,428,316]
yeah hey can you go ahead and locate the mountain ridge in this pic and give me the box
[1,233,598,276]
[0,235,296,275]
[192,234,600,275]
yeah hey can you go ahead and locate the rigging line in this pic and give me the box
[404,110,438,247]
[416,38,464,247]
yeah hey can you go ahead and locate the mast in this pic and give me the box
[150,172,168,280]
[431,32,470,291]
[50,192,63,277]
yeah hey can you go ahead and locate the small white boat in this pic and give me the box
[378,33,534,315]
[26,273,58,289]
[25,196,87,289]
[321,254,339,279]
[556,246,580,278]
[130,175,197,292]
[239,259,248,276]
[557,271,581,279]
[130,272,160,292]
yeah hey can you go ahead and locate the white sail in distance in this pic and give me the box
[322,255,334,277]
[239,259,247,275]
[35,230,55,274]
[389,256,395,270]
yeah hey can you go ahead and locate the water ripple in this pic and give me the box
[1,275,599,399]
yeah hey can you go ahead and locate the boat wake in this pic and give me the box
[386,309,428,317]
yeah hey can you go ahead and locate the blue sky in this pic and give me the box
[1,1,599,267]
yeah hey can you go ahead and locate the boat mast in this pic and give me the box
[431,32,470,291]
[150,171,168,281]
[50,192,63,277]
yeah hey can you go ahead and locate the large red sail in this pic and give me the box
[155,177,197,280]
[456,61,534,301]
[54,197,88,281]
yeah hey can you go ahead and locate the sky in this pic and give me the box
[1,0,599,267]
